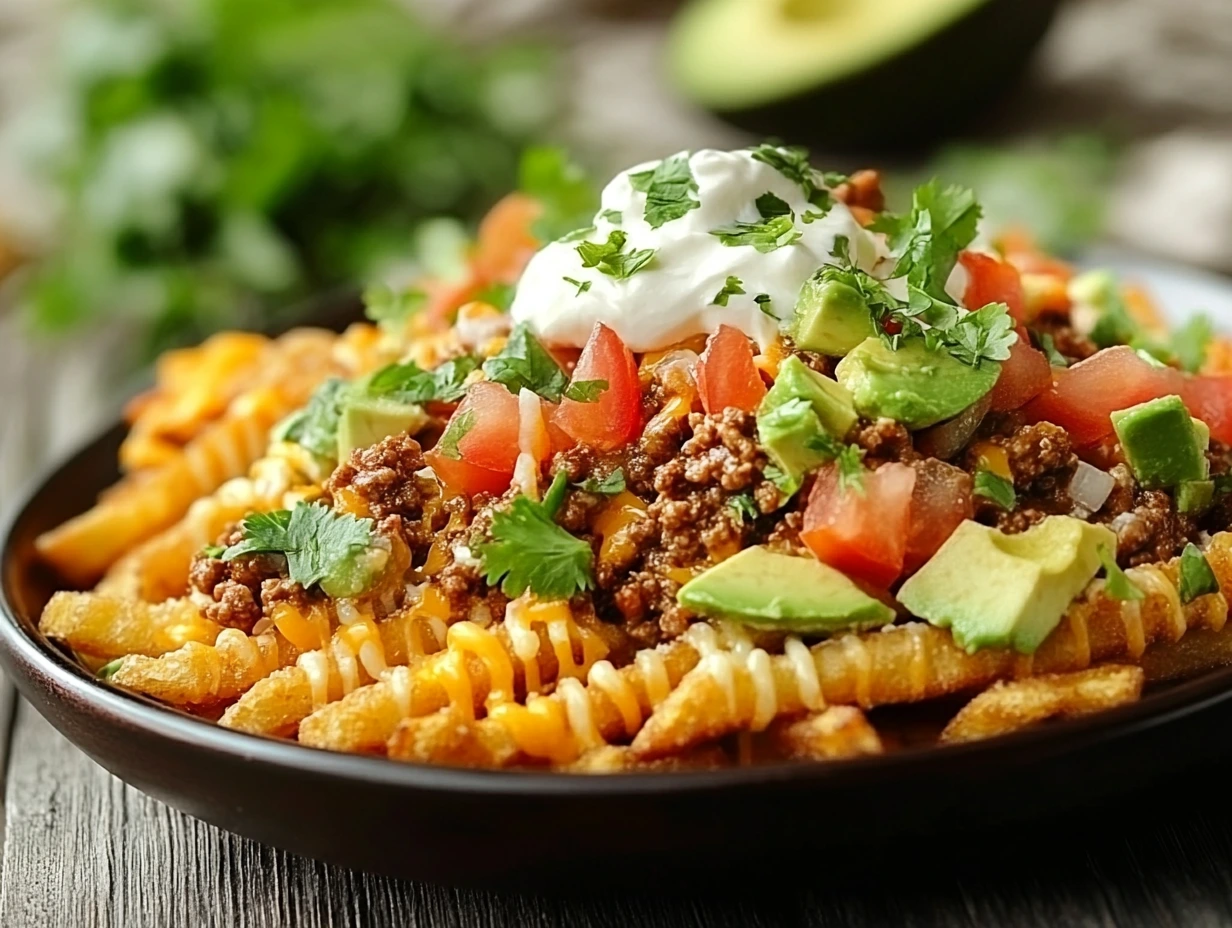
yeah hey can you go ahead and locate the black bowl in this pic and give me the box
[7,423,1232,886]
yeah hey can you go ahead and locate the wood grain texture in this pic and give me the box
[7,699,1232,927]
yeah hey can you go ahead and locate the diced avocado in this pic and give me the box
[667,0,1061,149]
[834,337,1000,429]
[678,546,895,633]
[1178,480,1215,515]
[320,545,389,599]
[898,516,1115,654]
[790,277,876,356]
[1110,395,1208,490]
[337,395,428,460]
[757,356,857,485]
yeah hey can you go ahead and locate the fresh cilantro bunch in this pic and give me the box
[220,503,375,597]
[22,0,560,359]
[478,471,595,599]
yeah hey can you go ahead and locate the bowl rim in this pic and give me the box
[7,421,1232,800]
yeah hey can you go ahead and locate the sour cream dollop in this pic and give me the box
[510,148,884,352]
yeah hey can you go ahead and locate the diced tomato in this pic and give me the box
[801,462,916,588]
[1182,376,1232,445]
[425,381,521,496]
[960,251,1027,323]
[695,325,767,415]
[473,193,543,286]
[551,322,642,451]
[1024,346,1183,445]
[988,333,1052,411]
[903,460,973,575]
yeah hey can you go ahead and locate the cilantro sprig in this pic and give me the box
[576,230,655,280]
[366,356,478,405]
[1179,543,1220,604]
[576,467,626,496]
[272,378,348,461]
[712,192,802,253]
[629,153,700,229]
[221,503,374,594]
[1098,545,1143,601]
[805,429,866,495]
[973,470,1016,511]
[478,471,595,599]
[711,276,745,307]
[727,493,759,522]
[747,143,842,214]
[481,323,607,404]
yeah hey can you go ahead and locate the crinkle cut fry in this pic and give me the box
[631,536,1232,760]
[39,591,223,659]
[764,706,884,761]
[384,638,702,768]
[297,606,622,754]
[940,665,1145,744]
[109,628,298,706]
[220,609,450,737]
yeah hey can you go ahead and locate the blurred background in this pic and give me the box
[2,0,1232,497]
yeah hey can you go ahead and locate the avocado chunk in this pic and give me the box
[678,546,895,632]
[897,516,1115,654]
[320,545,389,600]
[1178,480,1215,516]
[835,336,1000,429]
[337,395,428,460]
[667,0,1062,149]
[757,356,857,485]
[790,277,876,356]
[1109,395,1209,490]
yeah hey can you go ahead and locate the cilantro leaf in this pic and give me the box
[436,409,476,460]
[367,356,478,405]
[727,493,759,522]
[712,193,802,253]
[562,379,608,403]
[222,504,374,592]
[1179,543,1220,604]
[747,143,836,212]
[272,378,348,460]
[1172,314,1213,373]
[98,658,124,680]
[973,469,1016,511]
[363,284,426,330]
[576,467,625,496]
[519,146,599,243]
[805,431,866,495]
[478,471,595,599]
[473,282,515,313]
[874,180,981,301]
[482,323,569,401]
[599,209,622,224]
[575,230,656,280]
[754,293,776,318]
[944,301,1017,367]
[628,153,700,229]
[1098,544,1143,601]
[202,545,225,559]
[563,276,591,296]
[1037,332,1069,368]
[712,276,746,307]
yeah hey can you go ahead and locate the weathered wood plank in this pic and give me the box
[8,696,1232,928]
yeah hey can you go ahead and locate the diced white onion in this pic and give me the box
[1069,461,1116,516]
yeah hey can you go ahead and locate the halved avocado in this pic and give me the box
[668,0,1063,150]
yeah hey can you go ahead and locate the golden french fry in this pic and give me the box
[941,665,1145,743]
[39,591,222,659]
[1140,621,1232,683]
[387,709,520,768]
[565,744,729,774]
[298,602,621,754]
[220,609,449,736]
[764,706,883,761]
[108,628,297,706]
[631,537,1232,760]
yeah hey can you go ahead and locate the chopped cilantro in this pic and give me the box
[763,463,799,499]
[202,545,225,559]
[478,470,595,599]
[599,209,622,225]
[727,493,759,522]
[712,193,802,253]
[628,153,700,229]
[98,658,124,680]
[1098,544,1143,601]
[873,180,981,302]
[576,467,626,496]
[472,282,515,313]
[362,284,426,330]
[712,276,746,307]
[575,230,656,279]
[436,409,476,460]
[272,378,348,461]
[1038,332,1069,368]
[1179,543,1220,604]
[746,143,835,212]
[562,379,608,403]
[563,276,592,296]
[973,469,1016,511]
[366,356,478,405]
[1089,291,1138,350]
[805,431,866,494]
[1172,314,1213,373]
[519,146,599,243]
[754,293,776,318]
[482,323,569,401]
[942,301,1017,367]
[222,503,374,592]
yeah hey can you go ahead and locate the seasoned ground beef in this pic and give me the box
[324,433,427,522]
[789,347,835,377]
[1032,319,1097,364]
[1108,489,1196,567]
[1003,422,1076,488]
[853,418,918,467]
[188,525,285,632]
[965,422,1078,534]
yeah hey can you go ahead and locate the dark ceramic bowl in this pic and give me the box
[6,257,1232,886]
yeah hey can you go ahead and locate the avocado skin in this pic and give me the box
[704,0,1063,152]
